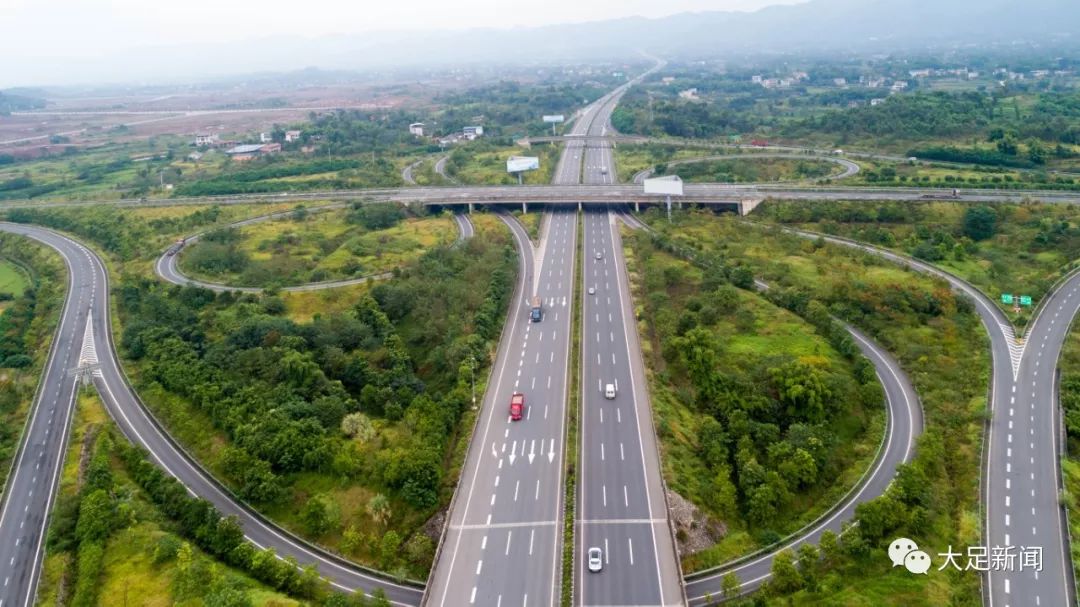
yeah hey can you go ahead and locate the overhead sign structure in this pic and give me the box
[643,175,684,197]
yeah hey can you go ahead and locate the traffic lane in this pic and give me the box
[579,522,663,606]
[578,210,664,603]
[472,523,559,607]
[0,226,92,607]
[685,320,923,602]
[431,212,559,602]
[998,274,1080,607]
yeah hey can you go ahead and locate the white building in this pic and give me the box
[463,126,484,140]
[833,78,847,86]
[194,133,219,147]
[259,132,273,143]
[285,130,302,142]
[678,88,699,100]
[870,98,886,106]
[409,123,425,137]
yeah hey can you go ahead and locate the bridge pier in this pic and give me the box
[468,202,474,214]
[634,201,640,213]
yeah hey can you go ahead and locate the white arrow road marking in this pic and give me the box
[528,440,535,464]
[548,438,556,463]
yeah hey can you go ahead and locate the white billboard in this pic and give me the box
[507,156,540,173]
[643,175,684,196]
[542,115,565,123]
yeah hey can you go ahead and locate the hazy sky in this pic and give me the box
[0,0,807,87]
[0,0,802,59]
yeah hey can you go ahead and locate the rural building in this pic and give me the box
[194,133,219,147]
[463,126,484,140]
[285,130,302,142]
[225,143,281,161]
[260,132,273,143]
[409,122,425,137]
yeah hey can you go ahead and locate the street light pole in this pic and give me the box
[469,354,477,410]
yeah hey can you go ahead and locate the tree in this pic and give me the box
[721,572,741,598]
[75,489,115,543]
[301,493,340,537]
[367,493,392,528]
[341,412,375,441]
[962,205,998,241]
[769,549,803,594]
[379,530,401,569]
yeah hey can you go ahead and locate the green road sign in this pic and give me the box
[1020,295,1032,306]
[1001,294,1014,304]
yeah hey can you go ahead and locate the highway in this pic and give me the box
[772,225,1073,607]
[573,58,683,606]
[423,208,575,607]
[0,224,427,607]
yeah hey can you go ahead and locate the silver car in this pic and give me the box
[588,547,603,572]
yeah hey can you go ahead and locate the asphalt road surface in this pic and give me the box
[0,223,426,607]
[424,209,576,607]
[572,61,683,605]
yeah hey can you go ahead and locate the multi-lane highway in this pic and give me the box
[573,61,683,605]
[0,225,93,607]
[577,208,683,606]
[0,223,427,607]
[774,225,1073,607]
[424,208,576,607]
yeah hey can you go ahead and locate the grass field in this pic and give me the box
[660,156,841,183]
[179,210,456,287]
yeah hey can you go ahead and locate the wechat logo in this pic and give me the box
[889,538,931,574]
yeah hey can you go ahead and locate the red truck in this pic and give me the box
[750,139,769,147]
[509,392,525,421]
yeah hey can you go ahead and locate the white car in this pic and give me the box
[604,383,616,399]
[588,287,595,295]
[588,547,603,572]
[595,251,603,260]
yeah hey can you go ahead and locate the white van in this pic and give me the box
[604,383,616,399]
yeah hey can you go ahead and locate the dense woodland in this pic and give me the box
[627,231,880,549]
